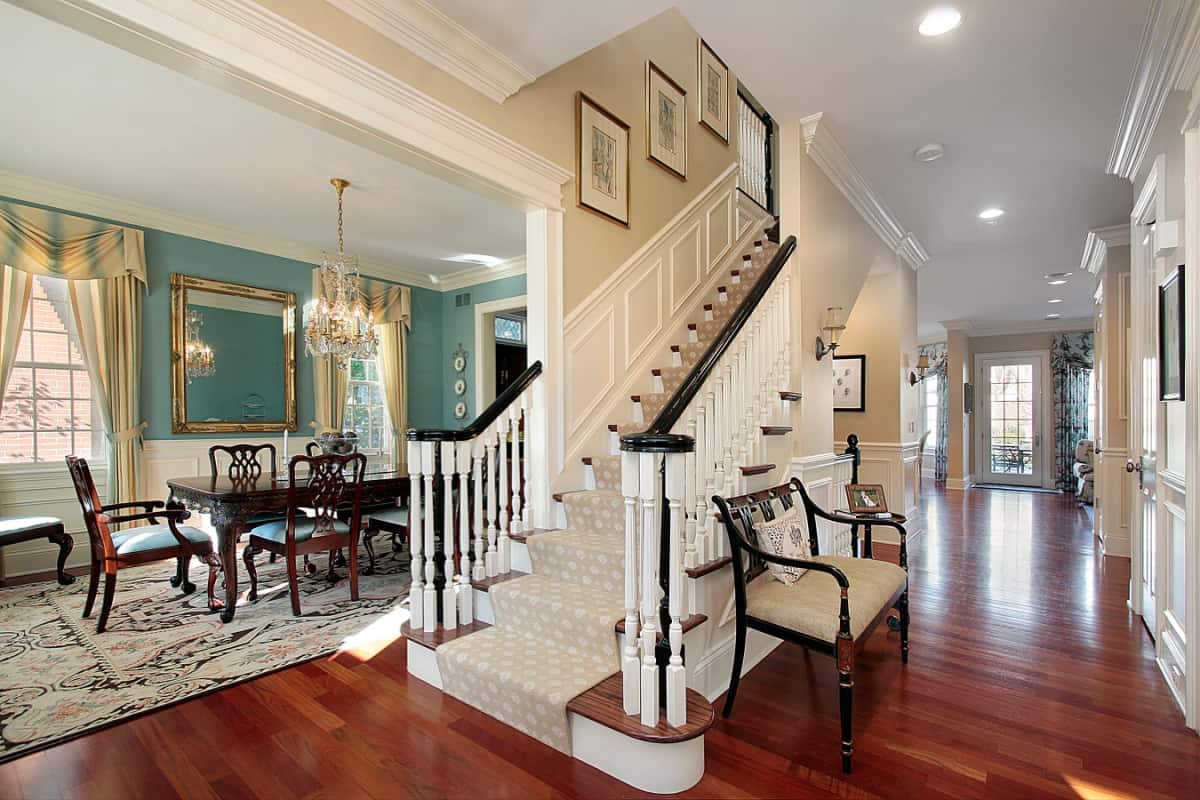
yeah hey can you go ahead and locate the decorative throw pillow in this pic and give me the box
[753,506,811,585]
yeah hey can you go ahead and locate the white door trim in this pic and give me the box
[474,294,529,413]
[973,350,1054,489]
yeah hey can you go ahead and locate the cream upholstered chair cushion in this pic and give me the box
[745,555,907,642]
[753,505,810,584]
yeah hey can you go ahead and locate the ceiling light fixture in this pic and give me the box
[1046,313,1062,320]
[1048,279,1068,285]
[978,207,1005,221]
[914,143,945,163]
[1044,271,1073,280]
[919,7,962,37]
[443,253,505,268]
[1048,298,1064,304]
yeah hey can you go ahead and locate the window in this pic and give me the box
[494,314,526,345]
[923,375,939,451]
[344,357,390,452]
[0,276,103,464]
[1086,368,1097,442]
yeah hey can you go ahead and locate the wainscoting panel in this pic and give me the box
[791,453,856,555]
[0,463,108,579]
[1096,448,1130,557]
[559,165,769,480]
[835,440,923,543]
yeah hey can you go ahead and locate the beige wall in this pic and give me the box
[254,3,738,314]
[833,265,919,444]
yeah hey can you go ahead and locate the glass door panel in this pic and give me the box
[979,356,1045,487]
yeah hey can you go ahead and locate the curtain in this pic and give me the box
[1052,332,1094,492]
[69,275,146,506]
[364,278,411,469]
[918,342,949,481]
[0,265,32,408]
[2,202,147,507]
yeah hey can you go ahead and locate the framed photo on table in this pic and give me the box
[646,61,687,179]
[845,484,888,515]
[697,39,730,143]
[832,354,866,412]
[576,92,630,227]
[1159,264,1184,400]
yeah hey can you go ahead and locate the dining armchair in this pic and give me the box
[66,456,220,633]
[243,452,366,616]
[713,478,910,774]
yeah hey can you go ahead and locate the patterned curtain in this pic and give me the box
[1052,332,1094,492]
[918,342,949,481]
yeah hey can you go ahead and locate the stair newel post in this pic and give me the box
[421,440,438,632]
[638,450,660,726]
[497,417,511,574]
[665,449,687,727]
[441,440,458,630]
[457,439,473,625]
[508,400,523,541]
[408,438,425,630]
[620,449,641,716]
[472,438,486,582]
[485,424,499,577]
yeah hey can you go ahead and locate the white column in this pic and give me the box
[665,451,687,727]
[408,439,424,630]
[441,440,457,630]
[621,449,641,716]
[524,208,563,532]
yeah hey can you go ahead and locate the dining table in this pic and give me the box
[167,465,410,622]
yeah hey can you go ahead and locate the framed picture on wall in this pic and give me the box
[1159,264,1185,400]
[697,39,730,143]
[576,92,630,227]
[646,61,687,180]
[833,354,866,412]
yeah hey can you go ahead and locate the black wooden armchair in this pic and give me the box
[713,478,910,773]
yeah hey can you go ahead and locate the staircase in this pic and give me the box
[402,222,799,793]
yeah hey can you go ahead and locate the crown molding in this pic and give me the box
[1080,223,1132,275]
[0,169,444,289]
[432,256,527,292]
[966,318,1094,338]
[1106,0,1200,179]
[325,0,534,103]
[938,319,974,332]
[800,112,929,271]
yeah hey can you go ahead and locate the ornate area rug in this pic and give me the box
[0,552,410,763]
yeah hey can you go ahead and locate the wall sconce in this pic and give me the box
[908,354,931,385]
[815,306,845,361]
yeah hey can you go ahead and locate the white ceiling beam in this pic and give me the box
[799,112,929,270]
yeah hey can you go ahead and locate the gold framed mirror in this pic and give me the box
[170,274,297,433]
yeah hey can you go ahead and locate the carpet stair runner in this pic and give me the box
[435,234,781,753]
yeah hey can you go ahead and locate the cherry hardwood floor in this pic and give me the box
[3,486,1198,799]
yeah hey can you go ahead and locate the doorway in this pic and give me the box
[474,295,528,412]
[976,352,1051,488]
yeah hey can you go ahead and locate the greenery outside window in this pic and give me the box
[345,356,391,453]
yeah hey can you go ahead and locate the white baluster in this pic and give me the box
[472,439,486,581]
[441,440,457,630]
[638,451,660,727]
[521,388,534,531]
[509,400,523,541]
[408,439,424,630]
[684,411,698,573]
[457,440,473,625]
[665,451,687,727]
[621,449,641,716]
[486,425,499,577]
[422,441,437,632]
[497,419,511,574]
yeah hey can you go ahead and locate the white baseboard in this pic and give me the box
[570,715,705,794]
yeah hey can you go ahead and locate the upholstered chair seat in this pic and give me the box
[0,516,63,538]
[249,517,351,545]
[746,556,907,642]
[111,524,212,556]
[367,507,408,527]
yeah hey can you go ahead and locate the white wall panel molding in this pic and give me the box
[558,167,767,477]
[835,440,923,542]
[1080,223,1132,276]
[799,113,928,270]
[326,0,534,103]
[1095,447,1131,558]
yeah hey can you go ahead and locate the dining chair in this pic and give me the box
[66,455,220,633]
[242,452,366,616]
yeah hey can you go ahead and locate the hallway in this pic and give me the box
[1,488,1196,799]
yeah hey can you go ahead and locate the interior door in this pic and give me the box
[1129,221,1159,634]
[978,354,1046,487]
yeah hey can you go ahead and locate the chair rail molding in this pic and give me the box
[799,113,929,270]
[326,0,534,103]
[560,167,768,478]
[1080,223,1133,275]
[1108,0,1200,178]
[19,0,571,211]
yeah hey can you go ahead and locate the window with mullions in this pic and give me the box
[0,275,104,463]
[494,314,526,345]
[344,357,390,452]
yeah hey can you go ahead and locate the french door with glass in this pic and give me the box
[977,354,1047,488]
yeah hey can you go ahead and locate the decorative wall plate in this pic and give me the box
[454,378,466,396]
[454,401,467,419]
[453,355,466,372]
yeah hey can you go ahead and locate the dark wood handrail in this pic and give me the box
[408,360,542,442]
[622,235,797,453]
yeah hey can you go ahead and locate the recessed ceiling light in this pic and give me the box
[1048,279,1068,286]
[914,143,945,163]
[919,7,962,37]
[1048,298,1064,304]
[1046,313,1062,320]
[978,207,1005,220]
[1044,271,1073,279]
[442,253,504,268]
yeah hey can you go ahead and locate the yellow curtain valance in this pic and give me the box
[0,202,147,284]
[361,276,411,326]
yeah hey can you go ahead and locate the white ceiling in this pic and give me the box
[431,0,1145,338]
[0,2,525,284]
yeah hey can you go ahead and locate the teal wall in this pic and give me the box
[440,274,527,427]
[183,306,285,422]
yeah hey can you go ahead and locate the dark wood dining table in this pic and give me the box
[167,466,410,622]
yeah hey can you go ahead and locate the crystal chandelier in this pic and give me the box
[304,178,378,367]
[184,308,216,383]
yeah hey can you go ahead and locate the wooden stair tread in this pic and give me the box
[760,425,793,435]
[402,619,490,650]
[739,464,775,476]
[566,674,715,743]
[509,528,553,544]
[615,613,707,637]
[685,556,733,579]
[608,423,619,432]
[779,391,802,402]
[471,570,530,592]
